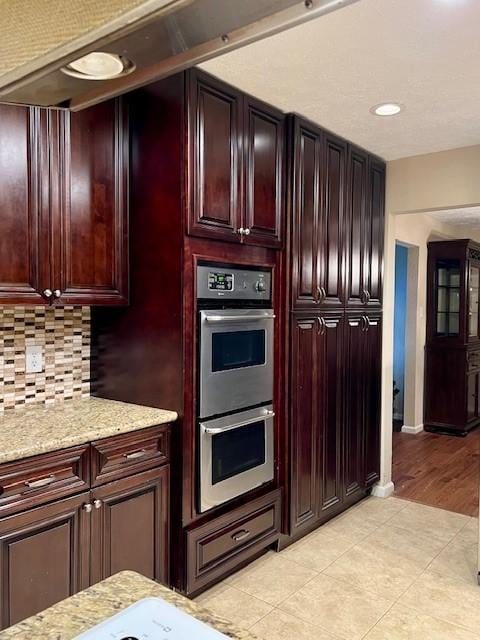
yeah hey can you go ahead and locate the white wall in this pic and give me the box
[378,146,480,494]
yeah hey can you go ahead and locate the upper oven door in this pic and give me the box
[199,309,274,418]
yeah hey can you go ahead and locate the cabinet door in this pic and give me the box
[467,372,479,423]
[0,492,90,630]
[187,70,242,241]
[343,315,365,498]
[0,104,49,304]
[290,316,319,532]
[346,146,368,308]
[51,99,128,305]
[318,133,347,308]
[363,313,382,487]
[317,314,343,515]
[291,118,322,308]
[364,158,385,307]
[90,466,169,586]
[243,97,285,248]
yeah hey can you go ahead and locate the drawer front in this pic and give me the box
[186,488,281,595]
[468,350,480,371]
[91,424,170,486]
[0,445,90,517]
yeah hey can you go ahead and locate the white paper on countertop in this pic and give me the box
[74,597,231,640]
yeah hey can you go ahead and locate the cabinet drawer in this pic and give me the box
[0,445,90,517]
[91,424,170,486]
[467,350,480,371]
[186,489,281,595]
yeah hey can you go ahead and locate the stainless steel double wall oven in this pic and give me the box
[197,264,275,513]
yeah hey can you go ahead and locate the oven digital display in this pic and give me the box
[208,272,233,291]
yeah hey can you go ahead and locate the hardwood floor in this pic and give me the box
[392,428,480,517]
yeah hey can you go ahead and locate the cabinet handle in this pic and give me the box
[53,289,61,298]
[317,317,326,335]
[315,286,321,303]
[43,289,53,298]
[123,449,147,460]
[231,529,250,542]
[365,289,371,303]
[83,503,93,513]
[24,474,55,489]
[93,499,102,509]
[364,315,371,332]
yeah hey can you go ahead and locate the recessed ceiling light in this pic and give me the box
[370,102,404,117]
[61,52,135,80]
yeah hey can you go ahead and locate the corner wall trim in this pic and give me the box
[371,481,395,498]
[401,423,424,434]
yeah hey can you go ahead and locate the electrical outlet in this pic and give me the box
[26,345,43,374]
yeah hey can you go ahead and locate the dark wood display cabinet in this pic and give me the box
[425,239,480,435]
[0,99,128,306]
[284,113,385,544]
[0,424,170,630]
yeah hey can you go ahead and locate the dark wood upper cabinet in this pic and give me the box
[187,70,242,241]
[290,118,322,308]
[364,158,385,307]
[51,100,129,305]
[187,70,285,248]
[318,133,347,308]
[244,97,285,248]
[0,105,49,304]
[345,146,368,307]
[0,99,128,307]
[90,466,169,587]
[290,117,347,310]
[0,492,90,630]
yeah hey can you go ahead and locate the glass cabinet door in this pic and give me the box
[469,264,480,339]
[435,260,460,337]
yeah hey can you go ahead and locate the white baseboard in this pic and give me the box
[401,423,424,434]
[371,481,395,498]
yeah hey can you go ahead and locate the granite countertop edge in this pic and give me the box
[0,397,178,465]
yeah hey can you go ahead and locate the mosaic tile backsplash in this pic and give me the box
[0,307,90,412]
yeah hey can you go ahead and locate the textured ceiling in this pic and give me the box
[428,207,480,230]
[201,0,480,160]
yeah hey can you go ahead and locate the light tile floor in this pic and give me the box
[195,497,480,639]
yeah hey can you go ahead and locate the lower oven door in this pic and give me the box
[199,405,274,513]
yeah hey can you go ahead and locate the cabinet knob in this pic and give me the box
[93,499,102,510]
[43,289,53,298]
[243,228,251,236]
[83,503,93,513]
[53,289,61,298]
[237,227,244,235]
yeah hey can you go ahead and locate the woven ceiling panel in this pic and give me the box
[0,0,148,77]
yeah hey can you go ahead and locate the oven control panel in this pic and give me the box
[197,265,271,301]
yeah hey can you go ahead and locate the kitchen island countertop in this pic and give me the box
[0,570,256,640]
[0,397,177,465]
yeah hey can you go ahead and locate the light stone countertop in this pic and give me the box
[0,571,256,640]
[0,397,178,465]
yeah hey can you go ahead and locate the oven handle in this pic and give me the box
[204,313,276,323]
[201,410,275,435]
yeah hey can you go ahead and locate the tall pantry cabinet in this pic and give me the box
[286,115,385,542]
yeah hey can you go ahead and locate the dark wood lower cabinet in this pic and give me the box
[288,311,382,543]
[0,427,172,630]
[90,466,169,586]
[0,492,90,629]
[290,313,343,536]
